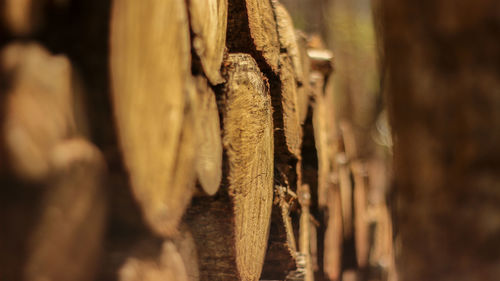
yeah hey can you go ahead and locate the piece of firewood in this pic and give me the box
[193,76,223,195]
[185,54,274,281]
[295,31,312,124]
[25,138,106,281]
[351,161,370,268]
[110,0,196,236]
[188,0,227,84]
[1,42,76,181]
[272,0,303,84]
[227,0,280,73]
[119,240,190,281]
[323,183,343,281]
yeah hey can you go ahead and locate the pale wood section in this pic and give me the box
[110,0,196,236]
[119,241,189,281]
[311,72,329,208]
[272,0,303,84]
[279,54,302,158]
[186,54,274,281]
[189,0,227,84]
[298,184,314,281]
[1,43,76,181]
[193,76,222,195]
[26,139,106,281]
[351,161,369,268]
[323,184,343,281]
[227,0,280,73]
[296,31,311,124]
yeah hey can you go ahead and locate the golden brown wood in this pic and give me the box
[296,31,311,124]
[25,139,106,281]
[189,0,227,84]
[2,0,43,35]
[351,161,369,268]
[272,0,303,84]
[185,54,274,281]
[110,0,196,236]
[193,76,222,195]
[227,0,280,73]
[119,241,189,281]
[323,184,343,281]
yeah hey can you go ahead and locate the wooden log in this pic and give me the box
[1,42,76,181]
[185,54,274,281]
[323,183,343,281]
[351,161,369,268]
[110,0,196,236]
[25,139,106,281]
[272,0,303,84]
[188,0,227,84]
[298,184,314,281]
[119,240,190,281]
[296,31,311,124]
[193,76,222,195]
[226,0,280,73]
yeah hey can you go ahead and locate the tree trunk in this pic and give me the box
[185,54,274,281]
[109,0,196,237]
[382,1,500,280]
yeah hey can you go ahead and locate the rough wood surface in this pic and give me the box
[278,54,302,159]
[188,0,227,84]
[272,0,303,84]
[296,31,311,124]
[193,76,222,195]
[119,240,189,281]
[185,54,273,281]
[110,0,196,236]
[226,0,280,73]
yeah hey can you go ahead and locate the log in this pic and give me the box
[272,0,303,84]
[25,139,106,281]
[226,0,280,73]
[351,161,369,268]
[119,240,190,281]
[296,31,311,124]
[298,184,314,281]
[323,184,343,281]
[188,0,227,84]
[1,43,76,181]
[193,76,223,195]
[110,0,196,236]
[185,54,274,281]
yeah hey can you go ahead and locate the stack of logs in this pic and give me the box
[0,0,394,280]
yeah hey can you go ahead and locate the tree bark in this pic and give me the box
[185,54,274,281]
[382,0,500,280]
[109,0,196,237]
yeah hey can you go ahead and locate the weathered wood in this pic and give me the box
[272,0,303,84]
[25,139,106,281]
[110,0,196,236]
[298,184,314,281]
[351,161,369,268]
[1,43,76,181]
[185,54,274,281]
[188,0,227,84]
[296,31,311,124]
[308,48,334,78]
[119,240,189,281]
[278,54,302,159]
[193,76,223,195]
[226,0,280,73]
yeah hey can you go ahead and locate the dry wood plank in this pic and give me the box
[119,240,190,281]
[188,0,227,84]
[296,31,311,124]
[193,76,222,195]
[272,0,303,84]
[185,54,274,281]
[226,0,280,73]
[110,0,196,236]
